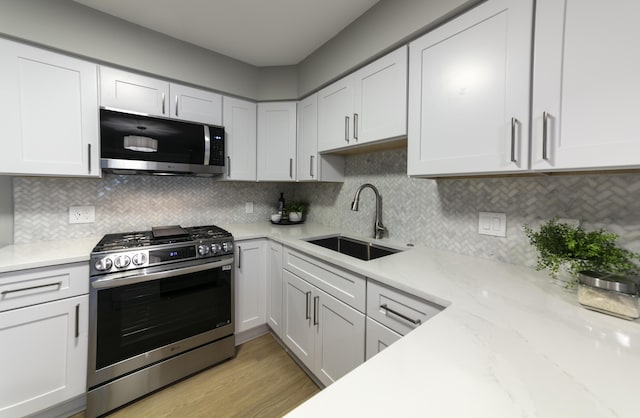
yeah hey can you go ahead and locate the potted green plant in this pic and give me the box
[523,218,640,287]
[285,201,308,222]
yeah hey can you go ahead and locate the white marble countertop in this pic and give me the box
[1,223,638,417]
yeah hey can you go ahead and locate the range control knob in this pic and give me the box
[222,241,234,253]
[198,245,210,256]
[114,255,131,269]
[210,243,221,255]
[94,257,113,271]
[132,253,147,266]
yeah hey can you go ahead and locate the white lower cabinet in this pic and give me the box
[283,269,365,387]
[0,295,88,417]
[365,317,402,360]
[267,241,284,338]
[234,239,267,334]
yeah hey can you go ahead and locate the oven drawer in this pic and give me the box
[284,247,366,312]
[366,280,443,336]
[0,263,89,312]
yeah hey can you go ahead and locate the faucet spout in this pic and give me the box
[350,183,386,239]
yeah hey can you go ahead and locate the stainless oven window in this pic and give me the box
[95,267,231,370]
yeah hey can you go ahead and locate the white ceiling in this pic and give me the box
[73,0,380,67]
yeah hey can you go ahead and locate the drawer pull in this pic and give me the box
[1,281,62,295]
[380,304,421,325]
[305,291,311,320]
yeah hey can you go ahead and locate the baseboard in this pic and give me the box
[235,324,270,345]
[29,393,86,418]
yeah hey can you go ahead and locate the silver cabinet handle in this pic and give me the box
[310,155,314,177]
[162,93,165,114]
[1,281,62,295]
[510,117,518,163]
[305,291,312,320]
[289,158,293,178]
[542,111,550,160]
[344,116,350,143]
[354,113,358,141]
[313,296,320,325]
[380,304,422,325]
[75,304,80,338]
[227,156,231,177]
[175,95,179,117]
[237,246,242,269]
[88,144,92,174]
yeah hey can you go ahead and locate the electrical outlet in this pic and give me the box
[69,206,95,224]
[478,212,507,237]
[245,202,254,214]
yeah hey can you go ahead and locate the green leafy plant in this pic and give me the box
[523,218,639,285]
[285,201,308,214]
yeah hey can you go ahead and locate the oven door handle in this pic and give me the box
[91,258,233,289]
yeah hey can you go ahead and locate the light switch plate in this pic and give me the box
[69,206,95,224]
[478,212,506,237]
[245,202,254,214]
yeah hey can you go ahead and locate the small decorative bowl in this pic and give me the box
[271,214,281,223]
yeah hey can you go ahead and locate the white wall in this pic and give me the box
[257,66,299,101]
[0,177,13,246]
[297,0,481,96]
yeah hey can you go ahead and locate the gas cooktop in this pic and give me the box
[90,225,234,276]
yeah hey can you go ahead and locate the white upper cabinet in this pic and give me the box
[257,102,297,181]
[297,94,345,183]
[100,66,169,116]
[352,46,407,145]
[223,96,257,181]
[169,83,222,125]
[318,76,354,152]
[297,94,320,181]
[408,0,533,177]
[0,38,99,177]
[531,0,640,171]
[100,67,222,125]
[318,46,407,153]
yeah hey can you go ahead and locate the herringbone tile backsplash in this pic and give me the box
[12,148,640,270]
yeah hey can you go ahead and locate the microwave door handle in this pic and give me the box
[203,125,211,165]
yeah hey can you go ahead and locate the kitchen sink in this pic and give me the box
[306,235,401,261]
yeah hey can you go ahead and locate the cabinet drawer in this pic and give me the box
[367,280,443,336]
[0,263,89,312]
[365,317,401,361]
[284,248,366,312]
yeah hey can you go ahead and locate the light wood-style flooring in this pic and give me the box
[72,333,320,418]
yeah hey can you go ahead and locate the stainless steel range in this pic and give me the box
[86,225,235,417]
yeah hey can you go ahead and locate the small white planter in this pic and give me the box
[288,212,302,222]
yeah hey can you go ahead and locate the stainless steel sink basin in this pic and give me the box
[306,235,401,261]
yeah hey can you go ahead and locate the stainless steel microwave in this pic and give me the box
[100,108,225,176]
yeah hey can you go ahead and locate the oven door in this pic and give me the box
[87,257,234,389]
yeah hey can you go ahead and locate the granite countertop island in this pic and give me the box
[1,223,637,417]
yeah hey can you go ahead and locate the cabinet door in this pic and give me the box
[0,39,99,177]
[100,66,169,116]
[532,0,640,171]
[352,46,407,145]
[283,270,315,370]
[365,317,401,361]
[313,288,365,386]
[407,0,532,176]
[297,94,318,181]
[223,96,257,181]
[234,240,267,333]
[0,295,88,417]
[267,241,284,338]
[257,102,297,181]
[317,76,354,152]
[169,83,222,125]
